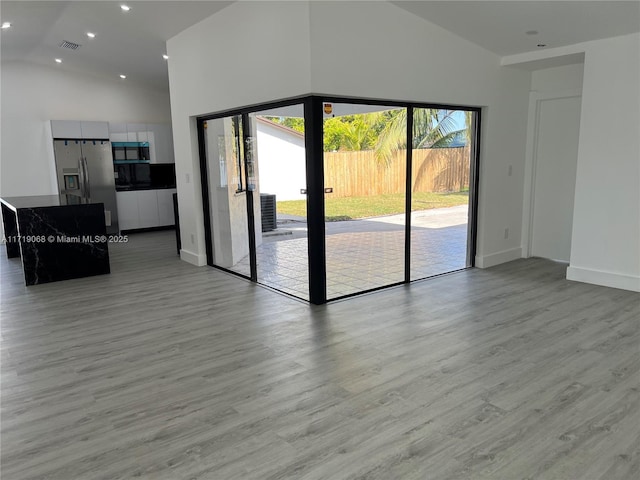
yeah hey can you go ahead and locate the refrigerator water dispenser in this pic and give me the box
[64,174,80,191]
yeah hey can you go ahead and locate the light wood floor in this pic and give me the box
[1,231,638,479]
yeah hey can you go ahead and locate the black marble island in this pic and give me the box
[1,195,110,286]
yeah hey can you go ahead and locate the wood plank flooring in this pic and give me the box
[1,231,639,479]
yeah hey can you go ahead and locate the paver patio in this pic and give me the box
[233,205,470,300]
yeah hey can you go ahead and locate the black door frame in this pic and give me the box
[197,94,482,304]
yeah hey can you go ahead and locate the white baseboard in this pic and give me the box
[475,247,523,268]
[566,265,640,292]
[180,248,207,266]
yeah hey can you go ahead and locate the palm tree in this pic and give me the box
[375,108,468,165]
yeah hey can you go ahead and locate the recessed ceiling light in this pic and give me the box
[86,32,96,38]
[526,30,538,36]
[537,44,547,48]
[55,58,62,63]
[163,54,169,60]
[1,22,11,29]
[119,74,127,79]
[120,5,131,12]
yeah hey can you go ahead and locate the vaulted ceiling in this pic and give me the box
[2,1,638,91]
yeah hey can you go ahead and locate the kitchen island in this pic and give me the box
[0,195,110,286]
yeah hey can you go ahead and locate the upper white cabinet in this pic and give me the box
[150,124,174,164]
[51,120,110,139]
[51,120,82,139]
[108,123,128,142]
[126,123,142,142]
[108,122,174,164]
[80,121,110,139]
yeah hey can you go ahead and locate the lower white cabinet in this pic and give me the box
[115,189,177,231]
[156,189,176,226]
[115,191,140,231]
[137,190,160,228]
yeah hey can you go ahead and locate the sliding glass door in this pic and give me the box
[409,108,477,280]
[322,102,407,300]
[201,115,255,278]
[251,104,310,300]
[198,96,480,304]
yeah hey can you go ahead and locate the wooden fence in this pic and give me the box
[323,147,470,198]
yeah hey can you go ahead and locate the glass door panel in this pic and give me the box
[250,105,310,300]
[203,115,251,277]
[410,108,474,280]
[323,103,407,300]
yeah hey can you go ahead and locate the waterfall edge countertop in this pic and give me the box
[1,195,110,286]
[0,194,97,210]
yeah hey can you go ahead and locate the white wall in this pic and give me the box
[0,61,171,197]
[508,34,640,291]
[308,1,531,267]
[531,64,584,93]
[167,0,312,265]
[256,120,306,202]
[167,0,531,267]
[567,34,640,291]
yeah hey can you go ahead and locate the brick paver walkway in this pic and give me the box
[232,206,469,301]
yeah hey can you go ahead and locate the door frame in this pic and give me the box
[522,89,582,257]
[197,94,482,304]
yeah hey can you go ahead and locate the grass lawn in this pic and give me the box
[277,191,469,221]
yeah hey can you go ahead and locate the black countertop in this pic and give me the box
[0,194,100,211]
[115,185,176,192]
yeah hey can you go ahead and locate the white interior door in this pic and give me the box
[530,95,582,262]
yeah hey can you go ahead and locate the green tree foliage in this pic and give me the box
[263,108,471,161]
[323,115,380,151]
[263,116,305,133]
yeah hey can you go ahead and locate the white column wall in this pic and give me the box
[505,33,640,291]
[567,34,640,291]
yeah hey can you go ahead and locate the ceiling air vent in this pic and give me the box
[59,40,81,50]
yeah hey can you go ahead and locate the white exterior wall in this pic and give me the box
[0,61,171,197]
[256,121,306,202]
[167,1,312,265]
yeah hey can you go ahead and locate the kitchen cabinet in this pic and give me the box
[137,190,160,228]
[51,120,109,139]
[51,120,82,139]
[80,121,110,139]
[108,123,128,142]
[115,188,177,232]
[149,124,174,164]
[156,189,176,226]
[126,123,142,142]
[115,191,139,231]
[109,123,173,164]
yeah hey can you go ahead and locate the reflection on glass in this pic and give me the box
[203,116,251,277]
[410,108,473,281]
[323,103,407,299]
[251,106,310,300]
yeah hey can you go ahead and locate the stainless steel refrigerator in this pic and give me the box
[53,139,119,234]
